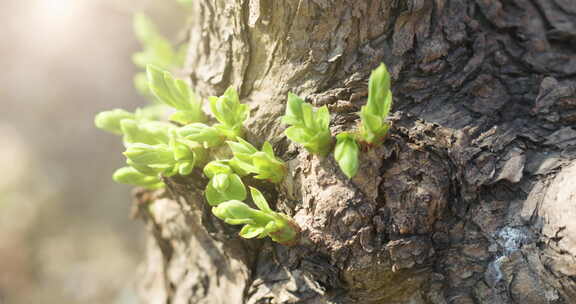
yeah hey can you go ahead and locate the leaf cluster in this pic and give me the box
[96,41,395,246]
[209,87,249,139]
[96,17,299,247]
[96,66,286,195]
[281,93,332,156]
[280,63,393,179]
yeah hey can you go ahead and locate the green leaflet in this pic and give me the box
[203,160,233,178]
[227,138,285,183]
[134,104,170,121]
[95,105,170,137]
[178,123,225,148]
[335,133,360,179]
[359,63,393,144]
[209,87,248,139]
[147,65,205,124]
[95,25,396,251]
[203,161,247,206]
[121,120,174,146]
[94,109,136,135]
[123,134,204,177]
[211,187,299,245]
[281,93,333,156]
[205,173,247,206]
[249,186,273,213]
[112,166,164,189]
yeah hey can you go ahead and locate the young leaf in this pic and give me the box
[251,151,285,183]
[359,63,393,144]
[249,187,273,213]
[123,134,202,177]
[211,188,300,245]
[178,123,225,148]
[112,166,164,189]
[209,87,248,139]
[239,225,266,239]
[121,120,174,145]
[205,173,247,206]
[335,133,360,179]
[147,65,205,124]
[134,104,169,121]
[227,137,258,156]
[212,201,269,225]
[94,109,135,135]
[124,143,175,168]
[203,160,233,178]
[281,93,333,156]
[227,138,286,183]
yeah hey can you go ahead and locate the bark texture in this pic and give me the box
[136,1,576,303]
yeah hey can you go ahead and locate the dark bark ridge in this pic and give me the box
[136,1,576,303]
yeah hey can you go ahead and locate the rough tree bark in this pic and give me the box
[134,1,576,303]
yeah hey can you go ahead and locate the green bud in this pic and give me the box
[124,143,174,167]
[134,104,169,121]
[178,161,194,176]
[112,166,164,189]
[367,64,391,115]
[205,173,247,206]
[202,161,232,178]
[227,138,286,183]
[212,173,230,191]
[178,123,225,148]
[227,137,259,155]
[359,63,393,144]
[335,133,360,179]
[212,200,271,225]
[94,109,135,135]
[209,87,248,139]
[121,120,173,145]
[251,151,286,183]
[249,186,273,213]
[146,65,205,124]
[239,225,266,239]
[282,93,333,156]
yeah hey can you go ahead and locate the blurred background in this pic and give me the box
[0,0,188,302]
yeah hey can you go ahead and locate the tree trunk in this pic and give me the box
[135,1,576,303]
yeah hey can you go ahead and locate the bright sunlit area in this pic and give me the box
[0,0,187,303]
